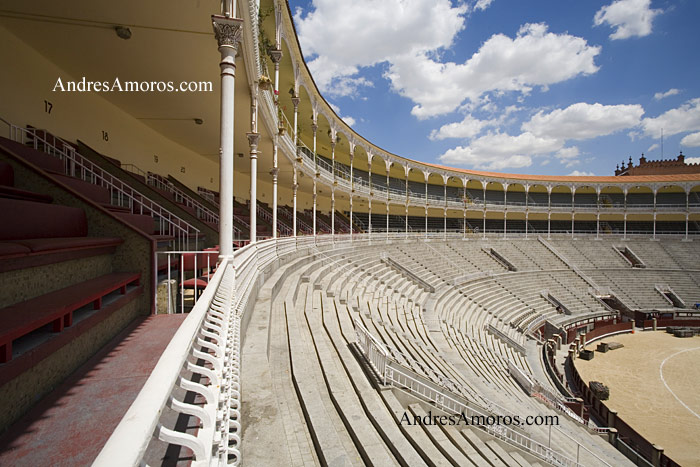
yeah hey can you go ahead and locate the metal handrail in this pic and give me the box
[148,172,219,226]
[0,118,200,251]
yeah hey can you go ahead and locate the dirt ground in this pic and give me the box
[575,331,700,467]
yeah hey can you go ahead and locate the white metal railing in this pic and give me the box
[148,172,219,226]
[97,232,638,466]
[351,306,595,467]
[291,146,700,217]
[154,250,220,314]
[198,187,219,206]
[384,361,584,466]
[94,260,237,467]
[1,118,200,251]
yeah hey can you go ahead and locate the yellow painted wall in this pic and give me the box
[0,25,219,192]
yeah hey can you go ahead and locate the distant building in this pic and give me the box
[615,152,700,176]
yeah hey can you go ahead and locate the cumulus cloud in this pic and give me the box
[594,0,662,40]
[568,170,596,176]
[387,23,600,118]
[681,132,700,148]
[522,102,644,140]
[295,0,467,97]
[341,116,356,127]
[429,115,499,140]
[474,0,495,11]
[685,157,700,165]
[555,147,582,167]
[641,98,700,137]
[438,131,562,170]
[654,88,680,101]
[436,101,644,170]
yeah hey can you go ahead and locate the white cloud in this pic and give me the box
[654,88,680,100]
[568,170,596,176]
[341,116,356,127]
[429,115,498,140]
[435,101,643,170]
[594,0,661,40]
[681,132,700,148]
[438,131,562,170]
[295,0,467,97]
[685,157,700,165]
[522,102,644,140]
[647,143,659,152]
[387,23,600,118]
[641,98,700,137]
[474,0,495,11]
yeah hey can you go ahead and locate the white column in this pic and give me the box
[247,132,259,243]
[386,161,391,240]
[270,49,282,238]
[368,153,374,236]
[212,15,242,259]
[525,212,529,239]
[482,181,487,239]
[293,165,298,237]
[349,144,355,239]
[547,186,552,239]
[271,141,278,238]
[525,184,529,239]
[247,82,259,244]
[312,121,318,238]
[331,139,336,240]
[292,96,300,238]
[623,189,628,240]
[443,179,447,240]
[463,179,467,239]
[503,184,508,239]
[424,172,429,238]
[404,165,409,238]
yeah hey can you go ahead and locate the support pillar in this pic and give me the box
[247,132,259,243]
[270,48,282,239]
[312,122,318,238]
[293,167,298,237]
[443,181,447,240]
[349,146,354,240]
[212,15,243,259]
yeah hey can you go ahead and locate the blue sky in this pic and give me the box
[288,0,700,176]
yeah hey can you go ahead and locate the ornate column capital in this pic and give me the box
[269,48,283,64]
[291,96,300,110]
[212,15,243,50]
[311,123,318,133]
[269,167,279,177]
[246,132,260,147]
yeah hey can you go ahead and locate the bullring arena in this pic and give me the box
[576,332,700,467]
[0,1,700,467]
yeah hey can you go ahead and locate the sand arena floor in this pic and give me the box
[575,331,700,467]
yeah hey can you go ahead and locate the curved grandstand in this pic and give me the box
[0,1,699,466]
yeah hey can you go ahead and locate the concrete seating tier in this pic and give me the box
[237,237,697,465]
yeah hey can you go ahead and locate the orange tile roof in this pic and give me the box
[422,161,700,184]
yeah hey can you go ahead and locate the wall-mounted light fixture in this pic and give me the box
[115,26,132,40]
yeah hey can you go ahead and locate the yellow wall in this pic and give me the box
[0,25,219,192]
